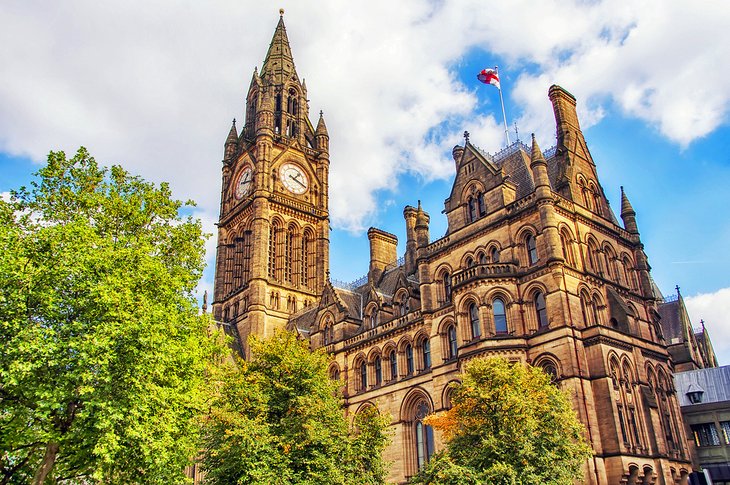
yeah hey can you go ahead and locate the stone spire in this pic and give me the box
[224,118,238,161]
[315,111,328,137]
[261,10,297,83]
[530,133,551,193]
[620,186,639,235]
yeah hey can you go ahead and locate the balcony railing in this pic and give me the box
[451,262,518,288]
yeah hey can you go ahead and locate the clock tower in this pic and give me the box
[213,10,330,356]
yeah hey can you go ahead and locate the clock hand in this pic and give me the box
[289,174,306,188]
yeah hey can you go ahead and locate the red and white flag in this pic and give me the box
[477,68,500,89]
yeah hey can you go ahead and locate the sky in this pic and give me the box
[1,1,729,362]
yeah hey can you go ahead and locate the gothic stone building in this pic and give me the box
[213,13,705,485]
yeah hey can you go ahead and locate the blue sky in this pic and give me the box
[1,0,729,362]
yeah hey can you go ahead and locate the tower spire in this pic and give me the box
[261,9,297,83]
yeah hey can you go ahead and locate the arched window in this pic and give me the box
[447,325,457,359]
[374,356,382,386]
[526,234,538,265]
[592,295,602,325]
[406,344,414,375]
[560,230,575,265]
[398,292,409,316]
[330,366,340,381]
[587,239,601,274]
[301,230,314,288]
[415,400,435,469]
[490,246,500,263]
[478,252,487,265]
[369,309,378,328]
[389,350,398,381]
[465,256,474,268]
[285,226,295,284]
[580,291,594,326]
[535,291,548,328]
[268,221,280,280]
[323,324,331,345]
[469,302,481,339]
[477,193,486,216]
[493,298,508,334]
[442,272,452,302]
[359,361,368,391]
[421,338,431,370]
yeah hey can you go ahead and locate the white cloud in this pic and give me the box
[1,0,729,237]
[685,288,730,366]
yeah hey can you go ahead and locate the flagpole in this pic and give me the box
[496,67,510,146]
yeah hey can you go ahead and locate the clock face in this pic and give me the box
[235,166,253,199]
[280,162,308,194]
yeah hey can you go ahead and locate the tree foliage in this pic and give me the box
[201,331,391,485]
[411,357,592,485]
[0,148,222,484]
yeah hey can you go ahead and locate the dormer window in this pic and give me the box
[686,384,705,404]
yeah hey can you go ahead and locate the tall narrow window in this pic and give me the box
[389,350,398,381]
[285,227,295,284]
[477,193,486,216]
[468,198,477,222]
[268,222,279,279]
[535,292,548,328]
[469,303,481,339]
[374,356,382,386]
[443,273,452,302]
[360,361,368,391]
[406,344,414,375]
[493,298,507,333]
[415,401,435,469]
[422,339,431,369]
[490,247,500,263]
[526,234,538,265]
[447,325,457,359]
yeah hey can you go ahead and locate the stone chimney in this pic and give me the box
[368,228,398,285]
[403,205,418,275]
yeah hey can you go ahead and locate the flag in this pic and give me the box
[477,68,500,89]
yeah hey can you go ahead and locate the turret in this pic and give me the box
[415,201,430,248]
[530,134,563,264]
[224,119,238,162]
[403,205,418,275]
[529,133,551,197]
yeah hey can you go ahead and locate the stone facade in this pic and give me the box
[213,13,713,485]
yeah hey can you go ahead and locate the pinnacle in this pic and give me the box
[316,111,328,136]
[226,118,238,144]
[530,133,545,164]
[620,186,635,217]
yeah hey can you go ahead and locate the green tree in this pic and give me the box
[0,148,222,484]
[411,357,592,485]
[201,331,391,485]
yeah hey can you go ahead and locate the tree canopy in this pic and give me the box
[411,357,592,485]
[201,331,391,485]
[0,148,222,484]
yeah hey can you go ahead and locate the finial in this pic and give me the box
[232,118,236,126]
[417,199,422,209]
[279,8,284,16]
[514,122,519,141]
[464,130,470,143]
[676,285,681,296]
[319,110,323,118]
[701,319,705,329]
